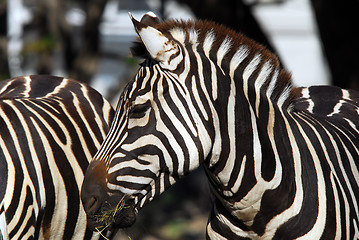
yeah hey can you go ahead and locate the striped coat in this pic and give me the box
[0,75,114,239]
[81,13,359,239]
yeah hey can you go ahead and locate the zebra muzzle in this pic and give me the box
[81,160,137,231]
[83,194,137,231]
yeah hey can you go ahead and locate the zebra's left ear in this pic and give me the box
[130,12,179,66]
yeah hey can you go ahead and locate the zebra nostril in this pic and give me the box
[85,196,100,214]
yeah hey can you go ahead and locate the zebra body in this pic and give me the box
[0,75,114,239]
[81,13,359,239]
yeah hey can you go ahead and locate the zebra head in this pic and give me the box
[81,13,214,231]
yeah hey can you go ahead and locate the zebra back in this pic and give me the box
[0,75,114,239]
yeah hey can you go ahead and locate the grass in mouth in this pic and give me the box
[93,195,130,239]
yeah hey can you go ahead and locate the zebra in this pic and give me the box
[81,12,359,239]
[0,75,115,239]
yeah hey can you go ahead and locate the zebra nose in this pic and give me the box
[81,177,106,216]
[81,160,108,215]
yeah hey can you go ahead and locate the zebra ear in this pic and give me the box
[130,12,179,66]
[138,11,161,27]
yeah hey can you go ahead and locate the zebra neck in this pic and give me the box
[204,47,298,223]
[229,47,295,113]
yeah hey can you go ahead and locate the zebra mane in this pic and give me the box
[131,19,301,110]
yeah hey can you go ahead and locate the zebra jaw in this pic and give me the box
[129,12,179,66]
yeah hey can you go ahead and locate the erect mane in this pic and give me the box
[132,18,277,63]
[131,18,301,109]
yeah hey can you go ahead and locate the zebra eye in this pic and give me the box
[129,102,151,118]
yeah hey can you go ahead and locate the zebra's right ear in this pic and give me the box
[130,12,179,67]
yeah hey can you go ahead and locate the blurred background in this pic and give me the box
[1,0,359,239]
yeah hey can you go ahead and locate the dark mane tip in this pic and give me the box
[130,41,150,59]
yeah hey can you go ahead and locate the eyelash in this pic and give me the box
[129,102,151,117]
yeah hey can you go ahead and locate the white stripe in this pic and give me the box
[27,116,67,237]
[107,183,145,196]
[330,172,342,239]
[11,205,35,239]
[251,105,262,181]
[193,40,222,167]
[0,78,14,96]
[169,28,186,43]
[0,104,40,233]
[243,54,261,100]
[216,47,250,185]
[210,61,218,100]
[155,74,194,173]
[23,76,32,98]
[344,117,359,135]
[326,122,359,217]
[342,89,350,100]
[121,134,174,173]
[202,30,219,100]
[203,30,215,57]
[206,222,228,240]
[187,75,212,171]
[263,113,304,239]
[11,103,46,209]
[301,88,314,113]
[266,69,279,98]
[191,75,208,121]
[217,61,237,184]
[108,156,158,175]
[254,61,272,116]
[128,109,151,129]
[44,78,67,98]
[167,73,197,137]
[176,41,191,87]
[335,171,351,239]
[294,116,326,240]
[0,207,8,240]
[354,220,359,239]
[217,36,232,73]
[116,175,154,185]
[128,74,139,97]
[82,84,112,139]
[327,100,344,117]
[264,68,283,192]
[277,84,292,108]
[229,45,249,79]
[297,113,343,238]
[188,28,198,45]
[96,69,149,159]
[25,99,86,189]
[215,211,257,238]
[230,156,247,194]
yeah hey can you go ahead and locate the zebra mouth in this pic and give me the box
[87,196,137,232]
